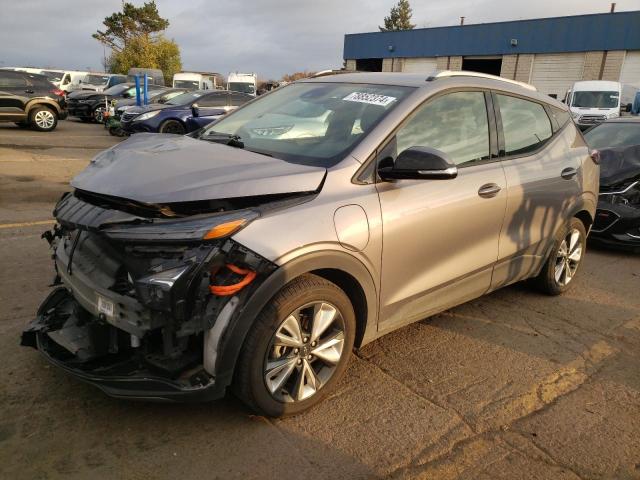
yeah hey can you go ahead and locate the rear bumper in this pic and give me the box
[22,288,226,402]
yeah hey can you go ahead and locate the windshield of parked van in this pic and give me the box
[228,82,256,95]
[572,91,619,108]
[174,80,199,89]
[85,74,110,85]
[166,91,204,105]
[201,82,414,166]
[584,122,640,149]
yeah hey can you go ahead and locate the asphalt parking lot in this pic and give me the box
[0,120,639,480]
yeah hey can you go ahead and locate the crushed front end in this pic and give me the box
[22,191,277,401]
[591,180,640,251]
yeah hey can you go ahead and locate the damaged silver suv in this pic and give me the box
[22,72,599,416]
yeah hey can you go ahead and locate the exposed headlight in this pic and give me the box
[606,112,619,119]
[135,110,161,121]
[251,125,293,137]
[571,111,580,119]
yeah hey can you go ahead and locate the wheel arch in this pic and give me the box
[25,100,60,117]
[216,250,378,390]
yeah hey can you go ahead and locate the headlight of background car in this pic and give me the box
[135,110,161,121]
[601,182,640,206]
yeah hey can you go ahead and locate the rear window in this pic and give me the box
[0,72,26,88]
[497,95,553,156]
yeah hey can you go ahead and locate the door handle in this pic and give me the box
[561,167,578,180]
[478,183,501,198]
[24,89,34,94]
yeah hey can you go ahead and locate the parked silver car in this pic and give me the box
[22,72,598,416]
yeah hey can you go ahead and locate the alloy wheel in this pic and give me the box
[34,110,55,129]
[554,228,583,287]
[264,301,346,403]
[94,107,105,123]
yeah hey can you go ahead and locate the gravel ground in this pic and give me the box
[0,120,639,480]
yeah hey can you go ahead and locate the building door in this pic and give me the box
[530,53,585,98]
[355,59,383,72]
[462,57,503,76]
[403,58,438,73]
[620,51,640,88]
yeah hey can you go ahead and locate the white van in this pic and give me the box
[227,72,257,96]
[58,71,89,93]
[565,80,636,129]
[70,73,128,93]
[172,72,221,90]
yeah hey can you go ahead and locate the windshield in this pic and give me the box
[200,82,414,166]
[584,123,640,149]
[104,84,130,95]
[174,80,199,89]
[228,82,256,95]
[41,70,63,82]
[572,91,619,109]
[85,74,110,86]
[166,91,205,105]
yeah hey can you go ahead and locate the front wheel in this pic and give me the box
[234,274,355,417]
[159,119,186,135]
[93,106,106,123]
[534,218,586,295]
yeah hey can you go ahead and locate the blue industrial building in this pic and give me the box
[343,11,640,98]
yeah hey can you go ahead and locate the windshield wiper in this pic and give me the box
[200,131,244,148]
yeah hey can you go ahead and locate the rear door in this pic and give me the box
[376,90,507,331]
[491,92,582,288]
[0,71,29,120]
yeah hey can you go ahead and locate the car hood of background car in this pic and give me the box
[71,133,326,204]
[599,145,640,187]
[126,103,186,115]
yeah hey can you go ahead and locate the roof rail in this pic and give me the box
[311,69,360,78]
[428,70,537,91]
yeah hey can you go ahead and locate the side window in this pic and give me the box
[62,74,70,86]
[548,106,571,132]
[497,94,552,156]
[198,94,227,107]
[395,91,490,166]
[0,72,27,88]
[230,93,251,106]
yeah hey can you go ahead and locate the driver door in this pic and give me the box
[376,90,507,331]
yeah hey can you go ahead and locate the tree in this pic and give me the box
[93,1,181,83]
[281,70,316,82]
[379,0,416,31]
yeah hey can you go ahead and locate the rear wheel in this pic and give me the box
[234,274,355,417]
[534,218,586,295]
[159,119,186,135]
[29,106,58,132]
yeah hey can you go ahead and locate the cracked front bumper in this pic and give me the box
[22,288,226,402]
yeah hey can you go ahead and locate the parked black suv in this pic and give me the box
[67,83,139,123]
[0,70,67,131]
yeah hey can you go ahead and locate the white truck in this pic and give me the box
[565,80,637,129]
[172,72,222,90]
[227,72,257,96]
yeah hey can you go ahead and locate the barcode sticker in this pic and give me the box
[343,92,397,107]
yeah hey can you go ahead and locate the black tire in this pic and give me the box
[29,106,58,132]
[234,274,355,417]
[159,119,186,135]
[534,217,587,295]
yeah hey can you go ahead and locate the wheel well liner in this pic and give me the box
[574,209,593,232]
[215,250,378,390]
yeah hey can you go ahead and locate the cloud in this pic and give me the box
[0,0,636,79]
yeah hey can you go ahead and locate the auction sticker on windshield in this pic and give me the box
[343,92,396,107]
[97,295,115,318]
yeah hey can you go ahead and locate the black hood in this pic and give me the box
[599,145,640,187]
[71,133,326,204]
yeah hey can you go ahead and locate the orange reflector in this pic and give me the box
[203,219,246,240]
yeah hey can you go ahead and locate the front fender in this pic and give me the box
[214,249,379,390]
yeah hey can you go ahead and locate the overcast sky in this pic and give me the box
[0,0,637,79]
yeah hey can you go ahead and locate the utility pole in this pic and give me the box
[460,16,465,26]
[610,3,616,13]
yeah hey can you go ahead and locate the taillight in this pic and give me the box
[50,88,65,97]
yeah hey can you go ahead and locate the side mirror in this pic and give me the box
[378,147,458,181]
[192,103,200,117]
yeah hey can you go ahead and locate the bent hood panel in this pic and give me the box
[599,145,640,187]
[71,134,326,203]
